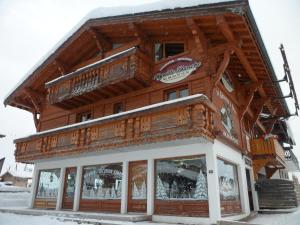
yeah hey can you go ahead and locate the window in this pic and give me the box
[155,43,185,61]
[81,163,122,200]
[217,159,240,201]
[155,155,207,200]
[113,102,124,114]
[36,169,61,199]
[165,87,189,101]
[130,162,147,200]
[77,111,91,122]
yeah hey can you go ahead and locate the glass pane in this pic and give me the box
[81,163,122,200]
[155,43,163,61]
[179,89,189,98]
[217,159,240,201]
[167,91,177,101]
[165,43,184,58]
[130,162,147,200]
[114,103,124,114]
[64,169,76,199]
[156,156,207,200]
[36,169,61,199]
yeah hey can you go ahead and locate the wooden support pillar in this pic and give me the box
[186,18,208,55]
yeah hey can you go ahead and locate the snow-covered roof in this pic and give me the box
[4,0,238,104]
[16,93,210,141]
[0,164,33,179]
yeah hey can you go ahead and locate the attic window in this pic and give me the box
[155,42,185,61]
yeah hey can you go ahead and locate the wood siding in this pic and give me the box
[15,95,215,162]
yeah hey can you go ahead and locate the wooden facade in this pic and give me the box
[4,0,297,221]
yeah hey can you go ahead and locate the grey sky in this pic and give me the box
[0,0,299,176]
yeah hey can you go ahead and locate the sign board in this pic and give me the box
[154,57,201,83]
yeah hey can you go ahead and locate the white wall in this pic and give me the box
[32,138,252,224]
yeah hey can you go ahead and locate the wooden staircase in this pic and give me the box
[256,179,298,209]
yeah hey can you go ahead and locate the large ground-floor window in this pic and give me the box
[217,158,241,215]
[154,155,209,217]
[81,163,122,200]
[36,168,61,199]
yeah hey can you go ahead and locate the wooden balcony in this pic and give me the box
[46,47,152,109]
[250,137,286,179]
[15,94,216,163]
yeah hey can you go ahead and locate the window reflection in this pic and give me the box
[156,156,207,200]
[81,163,122,200]
[130,162,147,200]
[217,159,240,201]
[36,169,61,199]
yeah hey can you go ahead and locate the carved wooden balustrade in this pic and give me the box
[46,47,152,109]
[250,137,286,179]
[15,95,216,163]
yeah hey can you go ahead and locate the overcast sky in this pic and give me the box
[0,0,299,176]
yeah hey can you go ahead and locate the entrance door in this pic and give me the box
[246,168,254,211]
[128,161,147,212]
[62,167,77,210]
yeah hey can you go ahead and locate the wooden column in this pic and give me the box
[56,167,66,210]
[121,161,129,214]
[73,166,83,211]
[147,158,155,215]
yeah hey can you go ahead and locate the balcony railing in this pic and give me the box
[46,47,152,109]
[15,94,216,163]
[250,137,285,163]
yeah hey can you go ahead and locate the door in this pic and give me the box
[246,168,254,211]
[62,167,77,210]
[128,161,147,212]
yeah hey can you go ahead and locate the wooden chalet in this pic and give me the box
[4,0,298,223]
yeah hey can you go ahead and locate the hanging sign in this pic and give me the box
[154,57,201,83]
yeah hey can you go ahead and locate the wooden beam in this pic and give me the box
[208,40,242,57]
[240,82,261,120]
[129,23,149,41]
[87,27,112,54]
[24,88,44,113]
[186,18,208,54]
[213,50,232,87]
[53,59,68,75]
[216,15,275,114]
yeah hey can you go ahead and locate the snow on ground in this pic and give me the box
[0,192,30,208]
[0,213,90,225]
[247,208,300,225]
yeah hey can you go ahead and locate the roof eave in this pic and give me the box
[3,0,247,108]
[244,5,291,116]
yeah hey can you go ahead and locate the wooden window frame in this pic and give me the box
[154,41,187,62]
[164,85,189,101]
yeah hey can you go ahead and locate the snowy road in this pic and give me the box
[0,192,30,208]
[0,212,91,225]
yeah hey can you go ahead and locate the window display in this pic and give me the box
[36,169,61,199]
[155,155,207,200]
[81,163,122,200]
[217,159,240,201]
[130,162,147,200]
